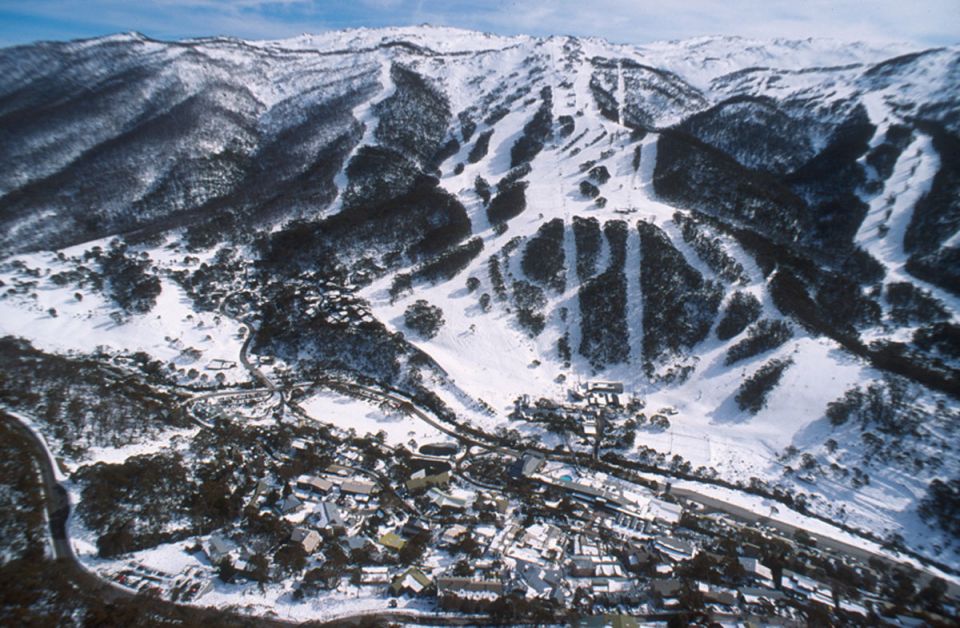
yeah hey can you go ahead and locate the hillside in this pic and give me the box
[0,25,958,581]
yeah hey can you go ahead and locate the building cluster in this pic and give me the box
[294,279,373,328]
[103,561,211,603]
[512,381,644,449]
[96,387,957,624]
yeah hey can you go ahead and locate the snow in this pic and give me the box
[355,62,952,563]
[3,25,959,611]
[83,427,199,467]
[298,390,448,448]
[0,239,250,387]
[253,25,528,56]
[129,541,202,575]
[632,35,916,93]
[328,51,396,217]
[668,476,960,588]
[856,98,960,316]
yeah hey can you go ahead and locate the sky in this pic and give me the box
[0,0,956,49]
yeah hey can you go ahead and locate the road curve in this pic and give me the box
[1,409,574,626]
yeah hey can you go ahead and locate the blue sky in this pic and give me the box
[0,1,956,48]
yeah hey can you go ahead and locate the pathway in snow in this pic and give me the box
[633,134,681,225]
[616,59,625,126]
[856,96,960,316]
[624,220,645,367]
[328,52,396,216]
[855,133,937,285]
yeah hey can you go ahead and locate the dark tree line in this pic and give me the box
[521,219,565,292]
[736,358,793,414]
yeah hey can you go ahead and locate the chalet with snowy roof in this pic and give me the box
[568,555,625,578]
[281,494,303,514]
[296,475,333,496]
[290,527,321,554]
[390,567,432,596]
[345,535,372,552]
[781,569,834,605]
[571,381,624,399]
[515,560,563,599]
[514,522,566,560]
[400,518,431,539]
[645,498,683,525]
[698,582,737,606]
[340,479,376,500]
[439,524,468,547]
[316,501,346,531]
[739,586,786,606]
[427,487,469,510]
[654,536,696,562]
[204,533,236,564]
[324,463,351,476]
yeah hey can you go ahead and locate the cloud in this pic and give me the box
[0,0,956,48]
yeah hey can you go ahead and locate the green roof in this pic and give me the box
[574,614,639,628]
[378,532,407,551]
[390,567,432,595]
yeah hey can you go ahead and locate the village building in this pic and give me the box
[508,451,546,479]
[514,523,566,560]
[698,582,738,606]
[341,479,377,501]
[439,524,469,547]
[206,358,236,370]
[316,501,346,531]
[654,536,697,562]
[738,556,775,587]
[378,532,407,552]
[204,533,237,564]
[644,498,683,525]
[345,535,372,553]
[781,569,834,605]
[281,494,303,514]
[296,475,333,496]
[427,487,470,510]
[400,518,430,539]
[650,578,683,601]
[573,614,638,628]
[740,586,786,606]
[514,560,564,600]
[405,469,450,492]
[359,566,391,585]
[290,527,321,554]
[390,567,433,596]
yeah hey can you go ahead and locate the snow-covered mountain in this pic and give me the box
[1,26,958,562]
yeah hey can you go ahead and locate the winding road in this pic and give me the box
[5,294,953,624]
